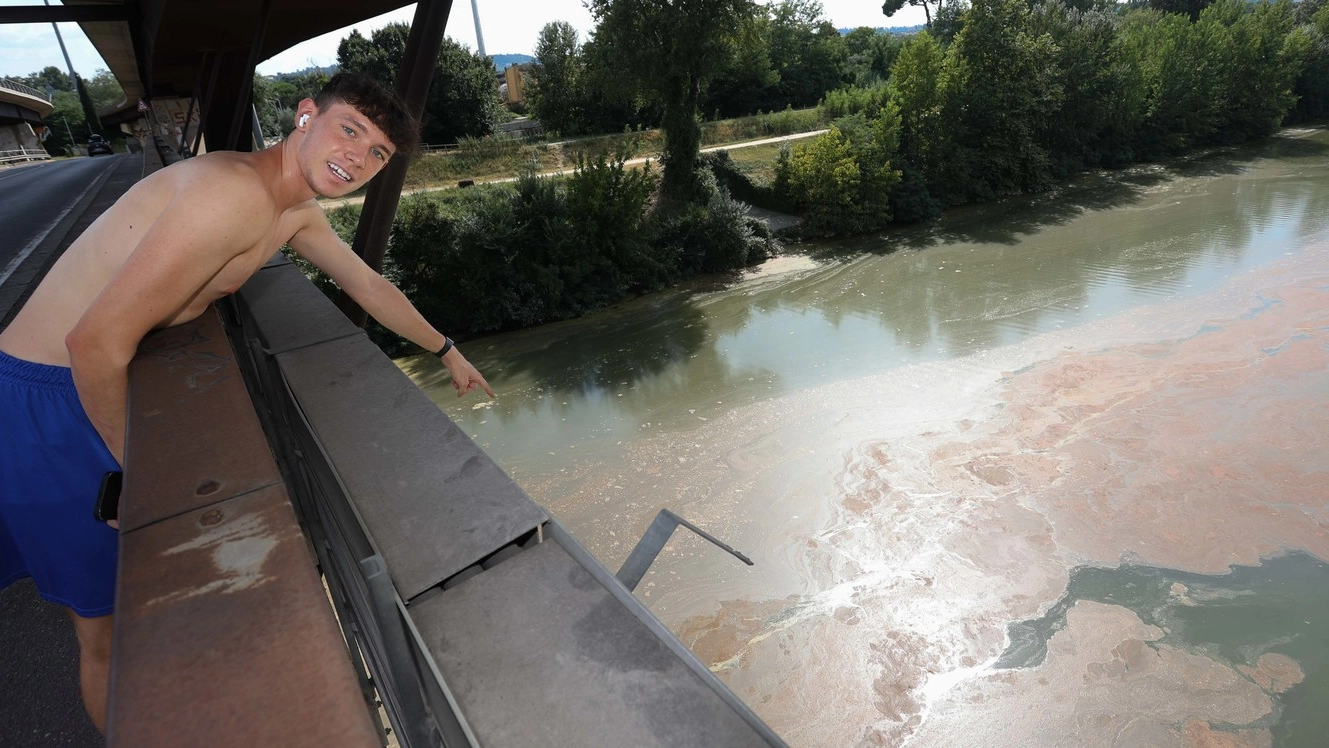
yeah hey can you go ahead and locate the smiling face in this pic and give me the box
[294,100,396,197]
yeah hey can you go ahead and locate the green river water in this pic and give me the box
[400,129,1329,746]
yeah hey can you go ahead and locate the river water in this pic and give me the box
[400,128,1329,746]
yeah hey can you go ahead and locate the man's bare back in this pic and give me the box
[0,152,297,365]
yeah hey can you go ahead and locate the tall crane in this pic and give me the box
[470,0,487,57]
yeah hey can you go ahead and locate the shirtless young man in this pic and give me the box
[0,73,493,733]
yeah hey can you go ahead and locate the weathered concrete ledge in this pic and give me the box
[225,256,786,747]
[111,307,379,747]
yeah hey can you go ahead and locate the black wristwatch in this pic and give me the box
[434,337,454,358]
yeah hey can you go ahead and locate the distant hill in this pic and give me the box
[491,54,533,72]
[838,25,925,35]
[273,64,338,80]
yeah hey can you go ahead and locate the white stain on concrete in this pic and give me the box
[146,511,280,607]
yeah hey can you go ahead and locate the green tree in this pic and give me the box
[588,0,759,204]
[1290,2,1329,120]
[882,0,950,28]
[17,66,72,94]
[775,107,903,234]
[84,69,126,110]
[527,21,585,136]
[251,75,283,140]
[887,30,946,182]
[1148,0,1214,22]
[278,70,332,105]
[767,0,850,107]
[704,12,781,117]
[1115,9,1223,155]
[44,90,86,156]
[1028,2,1138,172]
[940,0,1061,202]
[844,28,904,86]
[1207,0,1306,142]
[337,22,500,144]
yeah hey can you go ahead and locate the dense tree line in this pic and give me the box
[769,0,1327,235]
[264,0,1329,346]
[253,23,502,145]
[311,154,777,351]
[528,0,877,137]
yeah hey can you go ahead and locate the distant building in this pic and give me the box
[503,64,526,106]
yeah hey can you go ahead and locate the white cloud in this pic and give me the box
[0,2,114,79]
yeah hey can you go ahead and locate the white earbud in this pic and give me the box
[298,114,310,128]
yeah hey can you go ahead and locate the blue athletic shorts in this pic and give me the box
[0,349,120,617]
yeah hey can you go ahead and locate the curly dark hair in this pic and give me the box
[314,73,419,156]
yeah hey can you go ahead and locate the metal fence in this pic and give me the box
[0,78,51,102]
[0,148,51,164]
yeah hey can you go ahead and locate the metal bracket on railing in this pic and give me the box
[360,555,441,748]
[616,509,753,592]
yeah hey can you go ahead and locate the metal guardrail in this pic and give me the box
[0,78,51,102]
[0,148,51,164]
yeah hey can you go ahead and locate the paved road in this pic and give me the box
[0,156,122,287]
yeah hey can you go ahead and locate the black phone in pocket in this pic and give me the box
[94,471,123,523]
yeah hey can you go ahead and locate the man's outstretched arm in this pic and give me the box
[286,207,495,398]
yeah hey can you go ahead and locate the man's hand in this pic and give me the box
[441,347,496,398]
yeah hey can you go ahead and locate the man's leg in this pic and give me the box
[64,608,112,734]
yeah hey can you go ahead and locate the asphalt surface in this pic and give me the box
[1,152,142,747]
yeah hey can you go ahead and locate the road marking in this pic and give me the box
[0,160,115,286]
[0,165,39,184]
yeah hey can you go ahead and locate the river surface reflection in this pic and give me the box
[401,128,1329,746]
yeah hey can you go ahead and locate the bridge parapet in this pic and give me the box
[111,141,782,745]
[0,78,55,121]
[111,306,381,746]
[224,256,785,746]
[0,78,51,102]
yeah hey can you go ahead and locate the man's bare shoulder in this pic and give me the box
[154,153,279,220]
[282,197,336,234]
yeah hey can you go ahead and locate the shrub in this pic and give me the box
[654,170,779,274]
[819,85,891,120]
[775,106,904,236]
[700,150,798,214]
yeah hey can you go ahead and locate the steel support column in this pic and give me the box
[336,0,454,327]
[225,0,273,151]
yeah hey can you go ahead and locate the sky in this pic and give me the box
[0,0,929,80]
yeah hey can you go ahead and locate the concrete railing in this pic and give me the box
[0,78,51,102]
[0,148,50,164]
[110,307,381,746]
[223,256,784,747]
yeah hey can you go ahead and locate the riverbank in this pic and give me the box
[318,129,826,212]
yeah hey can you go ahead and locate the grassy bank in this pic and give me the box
[396,107,822,191]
